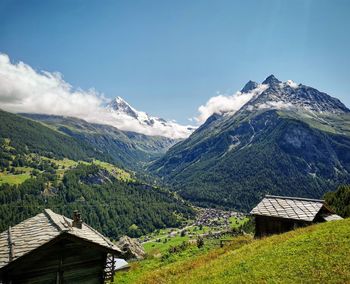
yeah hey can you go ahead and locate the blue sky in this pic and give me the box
[0,0,349,123]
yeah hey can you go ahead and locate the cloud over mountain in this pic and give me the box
[0,53,193,139]
[0,53,105,117]
[195,84,268,123]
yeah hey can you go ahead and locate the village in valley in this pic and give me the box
[139,207,248,248]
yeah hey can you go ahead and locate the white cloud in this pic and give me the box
[0,53,106,117]
[195,84,268,123]
[257,101,293,110]
[0,53,192,139]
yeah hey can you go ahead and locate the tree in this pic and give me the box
[324,185,350,218]
[197,236,204,248]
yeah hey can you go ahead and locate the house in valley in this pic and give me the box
[0,209,123,283]
[250,195,343,237]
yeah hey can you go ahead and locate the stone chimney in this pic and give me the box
[72,210,83,229]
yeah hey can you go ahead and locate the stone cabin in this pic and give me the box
[0,209,123,284]
[250,195,343,237]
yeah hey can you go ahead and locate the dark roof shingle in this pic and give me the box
[0,209,121,269]
[250,195,326,222]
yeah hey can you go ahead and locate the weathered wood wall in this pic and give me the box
[255,215,309,238]
[1,238,107,284]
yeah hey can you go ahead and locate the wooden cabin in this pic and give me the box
[0,209,123,284]
[250,195,343,238]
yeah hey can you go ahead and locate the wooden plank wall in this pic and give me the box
[2,239,107,284]
[255,215,309,237]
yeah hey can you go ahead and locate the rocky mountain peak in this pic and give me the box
[107,96,138,118]
[241,80,259,93]
[241,76,349,115]
[262,74,281,86]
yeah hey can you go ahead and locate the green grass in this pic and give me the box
[0,154,133,185]
[186,225,210,235]
[115,235,246,284]
[92,160,134,182]
[118,219,350,284]
[0,171,32,185]
[143,235,190,255]
[229,216,249,229]
[0,166,34,185]
[47,157,79,168]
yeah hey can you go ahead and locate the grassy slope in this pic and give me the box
[0,168,32,185]
[132,219,350,283]
[116,236,252,284]
[115,216,251,284]
[0,157,133,185]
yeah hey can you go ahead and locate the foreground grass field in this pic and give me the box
[115,234,252,284]
[118,218,350,283]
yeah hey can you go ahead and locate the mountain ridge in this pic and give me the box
[149,75,350,210]
[239,75,349,115]
[21,113,178,171]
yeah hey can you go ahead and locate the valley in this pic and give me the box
[1,2,349,282]
[0,75,349,283]
[0,110,194,239]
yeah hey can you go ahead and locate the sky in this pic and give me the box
[0,0,349,125]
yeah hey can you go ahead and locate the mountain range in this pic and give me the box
[21,113,177,171]
[2,74,350,213]
[149,75,350,210]
[0,109,194,237]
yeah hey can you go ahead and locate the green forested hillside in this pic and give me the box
[21,113,177,171]
[0,109,194,238]
[0,110,110,162]
[0,164,194,238]
[150,110,350,211]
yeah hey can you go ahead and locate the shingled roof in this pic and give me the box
[250,195,336,222]
[0,209,122,270]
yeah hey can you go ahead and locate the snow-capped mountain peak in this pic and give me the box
[106,96,139,119]
[242,75,349,114]
[105,96,195,139]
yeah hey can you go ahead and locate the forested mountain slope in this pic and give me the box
[0,109,194,238]
[0,109,109,162]
[0,164,194,238]
[21,113,178,171]
[150,76,350,211]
